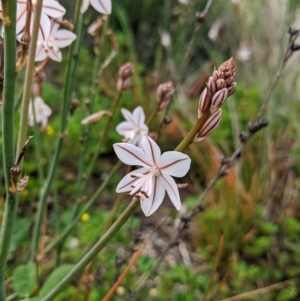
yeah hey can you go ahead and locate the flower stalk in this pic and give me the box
[30,1,83,261]
[16,0,43,163]
[0,0,17,298]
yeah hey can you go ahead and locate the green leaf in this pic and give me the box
[12,263,36,297]
[39,265,74,297]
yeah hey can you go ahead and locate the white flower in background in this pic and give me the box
[178,0,190,4]
[0,0,66,34]
[160,31,171,48]
[35,19,77,62]
[81,0,112,14]
[116,107,148,147]
[237,42,252,62]
[28,96,52,128]
[114,135,191,216]
[208,19,225,41]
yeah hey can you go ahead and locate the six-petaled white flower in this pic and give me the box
[116,107,149,147]
[28,96,52,128]
[114,135,191,216]
[81,0,112,14]
[35,19,77,62]
[2,0,66,35]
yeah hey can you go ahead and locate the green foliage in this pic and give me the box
[12,263,37,297]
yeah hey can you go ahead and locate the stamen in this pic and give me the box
[130,175,138,178]
[140,190,149,198]
[177,183,188,188]
[131,185,135,188]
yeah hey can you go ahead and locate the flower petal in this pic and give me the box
[42,0,66,19]
[37,13,51,41]
[141,135,161,165]
[113,143,152,167]
[140,177,165,216]
[116,167,149,193]
[16,6,27,34]
[116,121,134,137]
[35,44,48,62]
[121,108,136,125]
[54,29,77,48]
[160,174,181,210]
[81,0,90,13]
[132,106,145,126]
[90,0,112,14]
[48,46,62,62]
[159,151,191,177]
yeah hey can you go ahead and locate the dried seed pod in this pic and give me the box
[211,88,228,111]
[195,109,222,141]
[10,165,21,179]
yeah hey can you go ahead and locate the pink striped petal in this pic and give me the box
[159,151,191,177]
[160,174,181,210]
[91,0,112,14]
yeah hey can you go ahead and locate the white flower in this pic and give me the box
[114,136,191,216]
[237,42,252,62]
[2,0,66,34]
[28,96,52,128]
[35,19,77,62]
[116,107,149,147]
[81,0,112,14]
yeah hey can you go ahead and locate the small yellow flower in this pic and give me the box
[149,288,158,298]
[46,126,54,136]
[21,189,29,197]
[116,286,126,296]
[81,213,90,222]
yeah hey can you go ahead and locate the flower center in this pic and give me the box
[130,166,161,200]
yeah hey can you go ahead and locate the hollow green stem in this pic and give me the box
[40,198,140,301]
[30,2,83,261]
[0,0,17,299]
[16,0,43,162]
[73,19,109,216]
[175,110,211,152]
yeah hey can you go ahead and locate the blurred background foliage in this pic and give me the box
[1,0,300,300]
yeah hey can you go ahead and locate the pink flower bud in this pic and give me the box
[195,109,222,141]
[156,82,174,111]
[117,78,131,93]
[227,82,237,96]
[211,88,228,110]
[216,78,226,90]
[206,77,216,94]
[199,88,212,114]
[225,76,234,86]
[118,62,134,80]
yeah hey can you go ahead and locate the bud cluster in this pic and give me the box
[116,62,134,93]
[156,81,174,111]
[196,58,237,141]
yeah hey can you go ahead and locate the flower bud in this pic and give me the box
[118,62,134,80]
[195,109,222,142]
[211,88,228,111]
[156,82,174,111]
[117,63,134,93]
[206,77,216,94]
[227,82,237,96]
[216,78,226,90]
[81,110,111,125]
[198,88,212,115]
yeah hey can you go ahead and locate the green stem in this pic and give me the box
[0,0,17,299]
[175,110,211,152]
[73,19,109,217]
[40,198,140,301]
[30,2,83,261]
[16,0,43,161]
[42,161,122,255]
